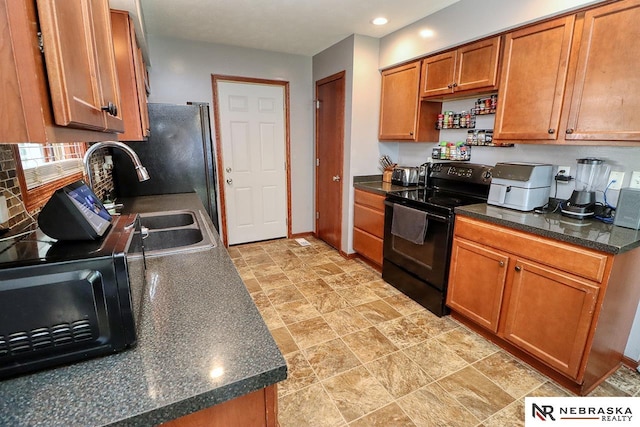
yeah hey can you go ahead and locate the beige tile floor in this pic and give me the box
[230,236,640,427]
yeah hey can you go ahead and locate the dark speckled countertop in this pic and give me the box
[353,175,422,196]
[456,203,640,255]
[0,193,286,427]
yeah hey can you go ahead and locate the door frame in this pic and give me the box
[211,75,292,247]
[315,71,345,249]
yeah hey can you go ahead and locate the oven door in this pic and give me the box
[383,200,453,290]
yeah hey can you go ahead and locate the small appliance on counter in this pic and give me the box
[561,158,610,219]
[488,162,553,211]
[0,181,145,379]
[391,166,419,186]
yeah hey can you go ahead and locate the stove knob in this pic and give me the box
[483,171,492,180]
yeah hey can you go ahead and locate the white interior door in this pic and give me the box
[217,81,287,245]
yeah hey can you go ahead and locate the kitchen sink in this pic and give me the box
[128,210,216,257]
[140,212,195,229]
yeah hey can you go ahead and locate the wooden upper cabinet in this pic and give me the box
[562,0,640,142]
[379,61,441,142]
[379,62,422,140]
[420,36,501,99]
[36,0,123,133]
[0,0,119,143]
[112,9,150,141]
[493,16,575,141]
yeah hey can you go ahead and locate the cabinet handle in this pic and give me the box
[515,265,522,272]
[566,128,574,134]
[452,82,458,88]
[409,131,414,136]
[548,128,555,134]
[499,261,505,267]
[447,84,453,89]
[101,102,118,117]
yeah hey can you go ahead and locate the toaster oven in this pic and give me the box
[0,214,144,379]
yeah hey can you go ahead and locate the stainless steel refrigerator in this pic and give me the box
[112,102,219,230]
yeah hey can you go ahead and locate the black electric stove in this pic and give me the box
[382,162,493,316]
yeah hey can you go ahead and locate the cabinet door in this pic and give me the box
[420,51,456,98]
[112,10,149,141]
[379,62,421,140]
[36,0,122,132]
[564,0,640,142]
[493,16,575,141]
[90,0,123,132]
[446,238,509,332]
[501,259,599,379]
[455,36,501,94]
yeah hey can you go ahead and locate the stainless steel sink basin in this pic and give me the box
[128,209,216,257]
[140,212,195,229]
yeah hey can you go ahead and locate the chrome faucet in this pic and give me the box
[83,141,150,193]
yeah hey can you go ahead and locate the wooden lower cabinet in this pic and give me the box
[161,385,278,427]
[502,259,599,379]
[353,189,385,267]
[447,216,640,395]
[447,239,509,333]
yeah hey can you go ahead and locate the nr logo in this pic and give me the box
[532,403,556,421]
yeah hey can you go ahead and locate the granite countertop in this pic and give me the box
[0,193,286,426]
[456,203,640,255]
[353,175,422,196]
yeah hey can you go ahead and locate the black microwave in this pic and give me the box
[0,213,145,379]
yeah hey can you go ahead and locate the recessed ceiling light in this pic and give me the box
[372,17,388,26]
[420,29,435,38]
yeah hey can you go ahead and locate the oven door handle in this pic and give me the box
[385,200,450,222]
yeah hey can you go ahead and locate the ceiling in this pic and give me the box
[138,0,460,56]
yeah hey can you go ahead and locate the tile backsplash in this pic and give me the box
[0,143,115,230]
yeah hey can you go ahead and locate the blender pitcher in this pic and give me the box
[561,158,609,219]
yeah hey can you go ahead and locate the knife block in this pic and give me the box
[383,169,393,183]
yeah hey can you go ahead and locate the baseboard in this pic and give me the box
[290,231,313,239]
[622,355,639,370]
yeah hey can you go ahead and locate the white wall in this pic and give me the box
[145,35,314,234]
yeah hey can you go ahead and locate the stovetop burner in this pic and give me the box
[384,162,493,213]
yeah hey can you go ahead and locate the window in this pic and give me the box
[14,143,87,211]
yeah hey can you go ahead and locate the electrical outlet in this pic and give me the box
[557,165,571,177]
[0,195,8,223]
[630,171,640,189]
[608,171,625,190]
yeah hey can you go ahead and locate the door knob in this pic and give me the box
[332,175,341,182]
[226,178,233,185]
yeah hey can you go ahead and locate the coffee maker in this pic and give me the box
[561,158,609,219]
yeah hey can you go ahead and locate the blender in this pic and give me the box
[561,158,609,219]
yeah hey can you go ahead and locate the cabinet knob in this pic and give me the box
[566,128,574,134]
[409,131,414,136]
[515,265,522,272]
[499,261,505,267]
[548,128,555,134]
[447,84,453,89]
[452,82,458,88]
[101,102,118,116]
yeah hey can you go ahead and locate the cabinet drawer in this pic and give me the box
[353,228,383,266]
[455,216,609,283]
[354,189,385,211]
[354,204,384,238]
